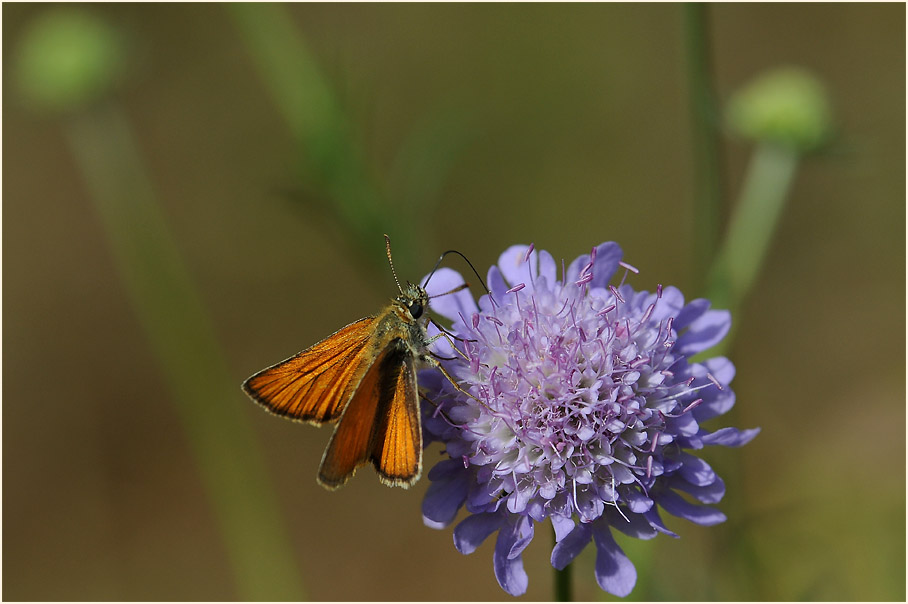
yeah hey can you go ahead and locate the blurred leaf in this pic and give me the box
[228,3,418,271]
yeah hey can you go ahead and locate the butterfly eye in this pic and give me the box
[408,302,423,319]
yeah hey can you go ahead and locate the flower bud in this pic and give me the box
[726,66,833,152]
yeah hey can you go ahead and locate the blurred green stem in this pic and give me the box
[554,564,572,601]
[553,526,572,601]
[707,143,799,343]
[65,105,306,600]
[683,3,724,282]
[228,2,418,273]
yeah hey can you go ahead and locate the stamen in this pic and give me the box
[596,303,617,317]
[682,398,703,413]
[523,244,534,263]
[640,302,656,325]
[618,261,639,274]
[650,432,661,452]
[607,474,630,523]
[574,274,593,287]
[629,357,650,369]
[707,373,723,390]
[507,283,526,294]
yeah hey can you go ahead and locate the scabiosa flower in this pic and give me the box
[419,242,759,597]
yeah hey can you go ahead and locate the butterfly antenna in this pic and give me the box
[384,234,404,295]
[423,249,491,297]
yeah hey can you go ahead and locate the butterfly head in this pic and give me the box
[397,282,429,321]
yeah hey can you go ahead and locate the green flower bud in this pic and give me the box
[725,66,833,152]
[14,8,125,115]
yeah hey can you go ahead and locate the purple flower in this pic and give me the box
[419,242,759,597]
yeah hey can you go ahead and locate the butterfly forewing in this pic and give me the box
[243,317,376,424]
[371,353,422,487]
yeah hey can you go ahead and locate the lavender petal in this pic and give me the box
[592,524,637,597]
[453,512,504,555]
[493,519,530,596]
[550,522,592,569]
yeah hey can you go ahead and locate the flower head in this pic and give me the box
[419,242,759,597]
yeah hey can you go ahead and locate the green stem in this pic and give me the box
[683,3,725,286]
[708,144,799,304]
[553,527,572,601]
[554,562,572,601]
[65,105,306,601]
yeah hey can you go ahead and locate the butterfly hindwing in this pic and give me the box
[317,340,422,490]
[371,352,422,487]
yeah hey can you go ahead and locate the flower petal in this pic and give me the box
[604,506,657,540]
[551,513,575,542]
[676,308,731,355]
[656,489,726,526]
[622,487,654,513]
[592,524,637,597]
[424,267,478,324]
[493,518,531,596]
[651,285,685,321]
[497,244,534,288]
[509,515,534,559]
[674,298,710,329]
[694,388,736,421]
[453,512,503,555]
[703,356,736,385]
[486,265,509,303]
[701,426,761,447]
[588,242,623,290]
[550,522,592,570]
[644,507,679,538]
[537,249,557,285]
[669,474,726,504]
[678,453,716,487]
[422,463,470,528]
[667,410,699,437]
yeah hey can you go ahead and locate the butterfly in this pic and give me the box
[242,236,477,490]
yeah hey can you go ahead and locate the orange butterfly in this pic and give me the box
[243,236,470,490]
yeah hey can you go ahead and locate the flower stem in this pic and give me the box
[554,562,573,601]
[553,527,572,601]
[65,106,306,601]
[683,2,724,286]
[707,142,799,334]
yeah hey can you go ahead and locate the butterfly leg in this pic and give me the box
[418,391,459,425]
[428,317,475,344]
[426,324,473,364]
[422,354,493,412]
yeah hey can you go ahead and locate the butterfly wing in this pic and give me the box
[242,317,376,424]
[371,353,422,488]
[317,340,422,489]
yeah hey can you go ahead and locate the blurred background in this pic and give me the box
[3,3,904,601]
